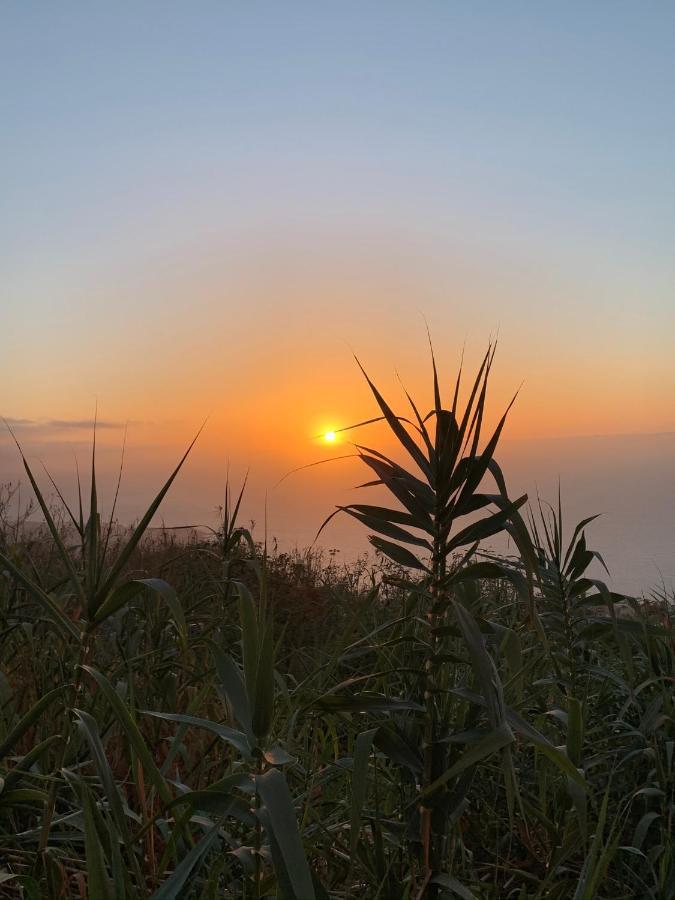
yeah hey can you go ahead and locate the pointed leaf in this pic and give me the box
[350,728,377,857]
[0,686,69,761]
[81,784,114,900]
[149,826,219,900]
[95,424,204,601]
[369,536,429,571]
[0,551,80,642]
[142,711,251,758]
[82,666,172,804]
[256,768,315,900]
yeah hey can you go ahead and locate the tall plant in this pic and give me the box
[0,419,202,857]
[322,344,535,892]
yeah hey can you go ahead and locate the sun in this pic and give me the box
[324,430,336,442]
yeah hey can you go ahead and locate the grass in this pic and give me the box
[0,348,673,899]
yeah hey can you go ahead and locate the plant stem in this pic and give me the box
[37,629,92,857]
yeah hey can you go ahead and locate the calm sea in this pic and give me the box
[3,431,673,598]
[267,432,675,598]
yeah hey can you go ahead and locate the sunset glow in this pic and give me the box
[3,7,675,893]
[1,3,673,589]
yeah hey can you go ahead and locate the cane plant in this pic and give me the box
[319,344,542,893]
[0,419,202,858]
[524,498,675,887]
[143,576,317,899]
[1,345,672,898]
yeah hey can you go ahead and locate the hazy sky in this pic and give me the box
[2,4,674,587]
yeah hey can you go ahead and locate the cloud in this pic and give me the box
[2,417,35,427]
[1,417,129,430]
[46,419,125,429]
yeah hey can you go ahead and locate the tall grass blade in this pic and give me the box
[149,826,219,900]
[256,767,315,900]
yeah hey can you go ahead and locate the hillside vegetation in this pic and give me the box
[0,348,672,899]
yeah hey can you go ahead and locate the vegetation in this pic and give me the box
[0,348,672,899]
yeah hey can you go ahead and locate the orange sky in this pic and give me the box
[6,236,674,457]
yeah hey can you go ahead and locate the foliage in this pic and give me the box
[0,350,672,899]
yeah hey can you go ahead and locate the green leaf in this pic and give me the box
[8,875,42,900]
[149,826,219,900]
[82,666,172,804]
[86,421,99,606]
[94,579,187,650]
[356,452,434,522]
[6,432,87,607]
[341,507,432,548]
[445,495,527,554]
[506,708,588,789]
[368,536,429,571]
[632,811,660,850]
[455,387,519,508]
[430,873,478,900]
[452,599,504,727]
[373,723,422,776]
[339,503,426,530]
[140,578,187,647]
[211,643,253,738]
[0,551,80,642]
[264,745,295,766]
[252,620,275,742]
[355,356,433,481]
[315,692,423,713]
[256,768,315,900]
[106,815,130,899]
[563,515,601,568]
[0,787,48,809]
[74,708,137,864]
[95,424,204,602]
[350,728,377,858]
[166,784,254,823]
[417,722,514,804]
[91,579,143,622]
[572,788,611,900]
[234,581,259,705]
[566,697,584,769]
[81,784,114,900]
[142,710,251,758]
[0,685,68,761]
[2,735,61,791]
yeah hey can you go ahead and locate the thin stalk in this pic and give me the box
[421,515,447,895]
[253,754,264,900]
[37,630,92,856]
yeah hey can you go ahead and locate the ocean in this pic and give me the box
[2,431,673,598]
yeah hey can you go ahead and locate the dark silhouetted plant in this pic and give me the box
[319,344,542,894]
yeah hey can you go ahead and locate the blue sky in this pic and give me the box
[5,2,675,262]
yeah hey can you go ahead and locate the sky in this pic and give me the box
[2,3,674,590]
